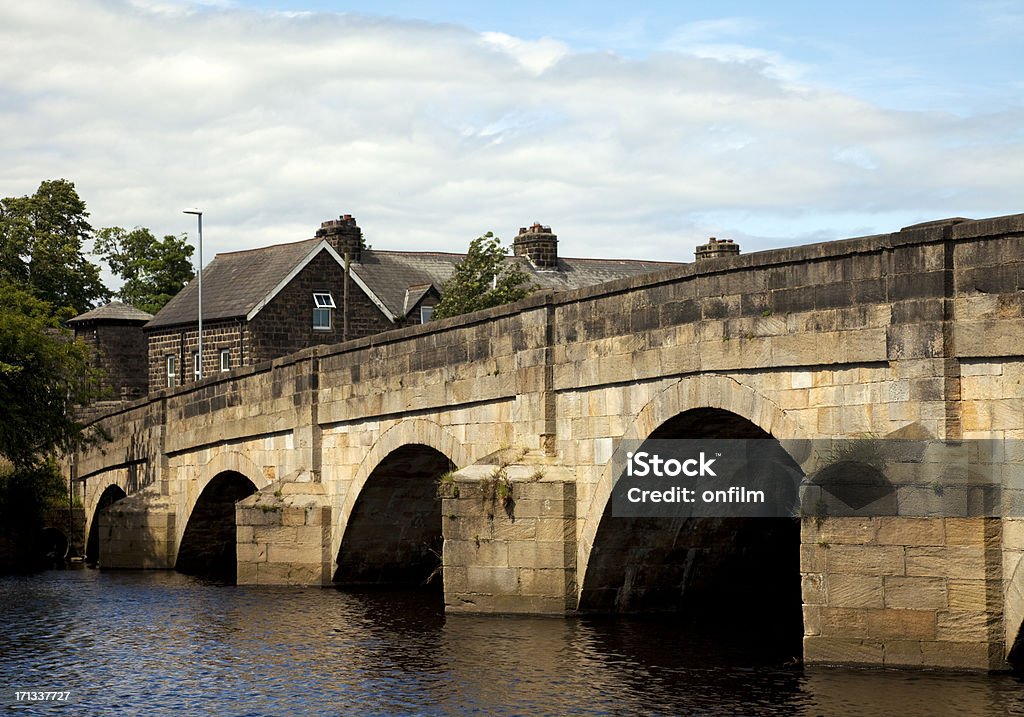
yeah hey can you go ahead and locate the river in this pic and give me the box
[2,569,1022,716]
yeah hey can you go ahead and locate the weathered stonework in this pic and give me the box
[97,487,177,569]
[236,473,333,585]
[441,461,577,614]
[75,212,1024,671]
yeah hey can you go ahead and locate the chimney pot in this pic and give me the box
[513,221,559,269]
[316,214,364,260]
[695,236,740,261]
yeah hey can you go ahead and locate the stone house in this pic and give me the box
[143,214,682,393]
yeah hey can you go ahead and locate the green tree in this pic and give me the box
[94,226,194,314]
[0,179,109,314]
[0,283,100,468]
[0,282,102,571]
[431,232,534,320]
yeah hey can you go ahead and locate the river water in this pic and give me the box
[2,569,1022,716]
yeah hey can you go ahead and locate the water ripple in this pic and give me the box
[2,570,1023,716]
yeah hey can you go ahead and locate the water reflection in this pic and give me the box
[1,570,1023,716]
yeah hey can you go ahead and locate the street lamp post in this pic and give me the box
[183,209,203,380]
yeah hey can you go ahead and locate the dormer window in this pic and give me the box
[313,292,335,330]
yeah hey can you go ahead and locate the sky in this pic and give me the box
[2,0,1022,273]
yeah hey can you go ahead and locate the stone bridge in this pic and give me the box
[74,213,1024,671]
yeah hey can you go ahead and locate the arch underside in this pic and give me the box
[334,444,453,588]
[579,407,804,653]
[176,470,257,582]
[85,484,127,564]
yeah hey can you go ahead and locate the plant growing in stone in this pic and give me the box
[436,471,460,499]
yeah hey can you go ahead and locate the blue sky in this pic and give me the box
[232,0,1023,111]
[1,0,1021,266]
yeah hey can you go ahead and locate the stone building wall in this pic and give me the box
[248,250,398,363]
[146,320,249,393]
[75,322,149,401]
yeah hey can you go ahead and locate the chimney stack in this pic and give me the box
[316,214,363,260]
[513,222,558,269]
[695,236,740,261]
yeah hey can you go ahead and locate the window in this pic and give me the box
[220,349,231,372]
[166,355,177,387]
[313,291,335,330]
[420,305,434,323]
[193,352,201,379]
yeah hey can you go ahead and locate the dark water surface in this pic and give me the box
[2,569,1023,716]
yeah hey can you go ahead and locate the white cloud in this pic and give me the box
[0,0,1021,270]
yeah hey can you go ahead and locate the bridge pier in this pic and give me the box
[96,486,177,569]
[802,516,1009,670]
[236,473,333,585]
[441,460,577,614]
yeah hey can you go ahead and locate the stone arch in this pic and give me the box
[174,451,270,582]
[332,419,468,587]
[177,450,268,541]
[84,482,129,564]
[577,374,806,591]
[333,419,470,553]
[576,378,807,655]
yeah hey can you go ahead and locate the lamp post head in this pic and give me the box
[183,208,202,217]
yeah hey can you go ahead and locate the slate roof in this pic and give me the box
[68,301,154,325]
[354,251,680,319]
[145,236,681,330]
[145,238,320,329]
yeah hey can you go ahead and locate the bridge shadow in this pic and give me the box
[579,408,804,660]
[85,484,128,566]
[176,471,257,583]
[334,444,454,591]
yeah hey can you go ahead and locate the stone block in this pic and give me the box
[255,526,296,545]
[936,610,999,642]
[535,518,574,542]
[905,546,987,580]
[802,573,825,605]
[466,566,520,594]
[884,576,947,609]
[518,568,567,596]
[827,545,905,576]
[947,579,994,613]
[508,541,569,569]
[803,637,884,665]
[882,640,923,667]
[919,641,993,670]
[803,606,822,636]
[820,607,867,637]
[806,518,877,545]
[442,566,469,594]
[943,518,991,547]
[293,525,325,546]
[267,543,319,564]
[876,517,944,546]
[236,543,267,563]
[828,574,884,608]
[236,560,259,585]
[865,609,936,640]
